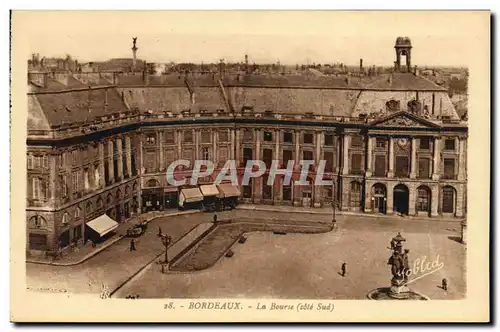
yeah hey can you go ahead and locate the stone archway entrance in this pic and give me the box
[393,184,409,215]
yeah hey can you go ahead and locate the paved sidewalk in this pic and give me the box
[237,204,465,222]
[26,210,200,266]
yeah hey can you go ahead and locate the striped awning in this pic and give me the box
[217,184,241,198]
[86,214,119,237]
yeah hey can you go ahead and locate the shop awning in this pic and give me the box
[180,188,204,204]
[86,214,119,237]
[200,184,220,197]
[217,184,241,198]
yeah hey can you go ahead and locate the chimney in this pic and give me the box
[360,58,363,72]
[345,72,351,85]
[414,65,419,76]
[43,72,48,88]
[388,74,393,85]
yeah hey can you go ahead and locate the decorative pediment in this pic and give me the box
[369,111,440,128]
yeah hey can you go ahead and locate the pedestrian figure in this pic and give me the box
[158,226,162,236]
[442,278,448,291]
[341,262,347,277]
[130,239,136,251]
[213,214,218,223]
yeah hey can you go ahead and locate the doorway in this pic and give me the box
[372,183,387,214]
[393,184,410,215]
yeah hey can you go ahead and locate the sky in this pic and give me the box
[14,11,488,66]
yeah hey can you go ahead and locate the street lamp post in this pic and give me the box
[158,230,172,269]
[331,194,337,230]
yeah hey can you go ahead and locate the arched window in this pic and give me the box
[125,185,130,197]
[74,206,82,218]
[29,215,47,228]
[349,181,362,207]
[442,186,456,213]
[116,189,122,200]
[96,197,103,210]
[107,193,113,205]
[62,212,70,225]
[417,186,431,212]
[146,179,160,188]
[86,201,93,214]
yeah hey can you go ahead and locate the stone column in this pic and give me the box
[365,136,373,177]
[364,185,372,213]
[107,140,114,182]
[177,130,182,160]
[116,137,123,180]
[455,184,464,218]
[342,134,350,175]
[432,136,440,180]
[230,129,235,160]
[158,131,164,171]
[195,129,200,160]
[386,184,394,214]
[99,141,106,187]
[235,129,240,167]
[253,129,261,202]
[408,187,416,215]
[274,129,281,203]
[387,137,394,178]
[410,137,417,179]
[431,185,439,217]
[313,131,323,207]
[213,130,217,166]
[49,154,57,206]
[335,136,341,174]
[293,130,301,206]
[458,137,466,181]
[126,136,132,176]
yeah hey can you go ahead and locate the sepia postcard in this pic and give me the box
[10,10,490,323]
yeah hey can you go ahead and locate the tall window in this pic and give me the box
[283,150,293,166]
[32,178,46,200]
[303,150,313,161]
[350,154,363,175]
[165,131,175,144]
[419,137,431,150]
[442,187,455,213]
[395,156,409,177]
[374,155,386,177]
[376,138,386,149]
[323,152,334,172]
[444,139,455,151]
[243,179,252,198]
[351,136,363,148]
[443,159,455,179]
[145,134,156,145]
[27,154,33,169]
[201,130,211,143]
[243,130,253,142]
[263,149,273,169]
[263,132,273,142]
[282,183,292,201]
[417,187,430,212]
[303,133,314,144]
[418,158,431,179]
[349,181,362,207]
[219,130,229,142]
[184,130,193,144]
[243,148,253,165]
[202,147,210,160]
[324,134,334,146]
[61,175,68,197]
[283,132,293,144]
[262,175,272,199]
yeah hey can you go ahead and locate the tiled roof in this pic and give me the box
[32,88,128,127]
[227,87,358,116]
[358,73,447,91]
[118,87,192,113]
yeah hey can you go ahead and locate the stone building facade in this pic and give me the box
[26,37,467,256]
